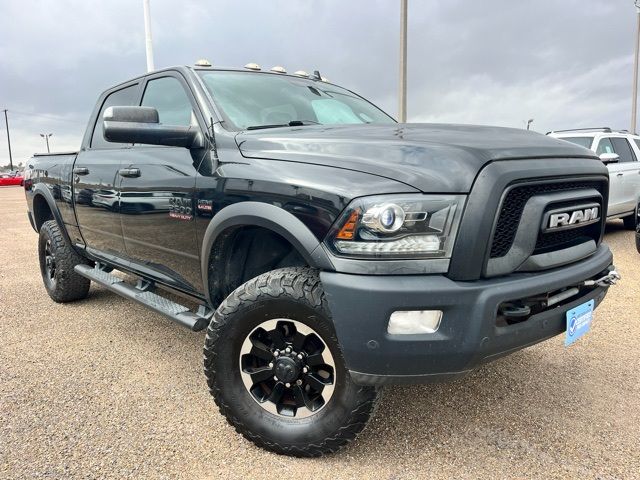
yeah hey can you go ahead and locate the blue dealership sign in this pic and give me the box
[565,300,594,346]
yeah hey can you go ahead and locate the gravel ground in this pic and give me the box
[1,185,639,479]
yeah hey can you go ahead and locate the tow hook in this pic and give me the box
[583,269,621,288]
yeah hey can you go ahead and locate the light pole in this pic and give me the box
[398,0,408,123]
[526,118,534,130]
[143,0,155,72]
[3,109,12,170]
[632,0,640,134]
[40,133,52,153]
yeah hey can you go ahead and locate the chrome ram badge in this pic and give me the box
[544,204,600,231]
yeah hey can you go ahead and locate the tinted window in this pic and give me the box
[634,139,640,151]
[596,138,614,155]
[610,137,637,163]
[141,76,194,126]
[91,84,139,148]
[198,71,395,130]
[561,136,593,149]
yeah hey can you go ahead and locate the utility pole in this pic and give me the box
[40,133,52,153]
[398,0,408,123]
[3,109,13,170]
[632,1,640,134]
[143,0,155,72]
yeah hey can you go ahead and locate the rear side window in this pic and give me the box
[610,137,637,163]
[595,138,614,155]
[561,136,593,149]
[141,76,194,126]
[91,84,140,149]
[634,139,640,151]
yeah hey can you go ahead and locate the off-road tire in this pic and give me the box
[623,205,638,230]
[203,267,380,457]
[38,220,91,303]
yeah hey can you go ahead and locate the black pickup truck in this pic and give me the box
[24,63,620,456]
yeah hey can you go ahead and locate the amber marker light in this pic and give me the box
[336,210,360,240]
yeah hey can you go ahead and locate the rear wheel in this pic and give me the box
[623,202,639,230]
[203,267,380,457]
[38,220,91,302]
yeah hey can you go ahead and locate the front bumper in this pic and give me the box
[321,244,614,386]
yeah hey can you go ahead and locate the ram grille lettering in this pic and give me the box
[548,207,599,229]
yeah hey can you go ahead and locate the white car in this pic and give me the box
[548,128,640,229]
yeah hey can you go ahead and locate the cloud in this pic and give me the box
[0,0,637,164]
[413,56,633,133]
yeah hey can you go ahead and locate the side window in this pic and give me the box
[91,84,139,149]
[634,138,640,153]
[610,137,637,163]
[595,138,614,156]
[141,76,194,126]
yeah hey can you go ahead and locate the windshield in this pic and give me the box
[198,71,396,130]
[559,136,594,149]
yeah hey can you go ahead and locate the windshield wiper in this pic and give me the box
[246,120,320,130]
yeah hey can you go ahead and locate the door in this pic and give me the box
[596,137,627,216]
[608,137,639,214]
[628,138,640,212]
[74,82,141,258]
[119,74,205,293]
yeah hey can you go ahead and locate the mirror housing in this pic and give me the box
[102,106,203,149]
[599,152,619,164]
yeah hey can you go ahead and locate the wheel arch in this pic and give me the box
[31,185,65,228]
[200,202,334,305]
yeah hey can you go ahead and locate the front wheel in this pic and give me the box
[203,267,380,457]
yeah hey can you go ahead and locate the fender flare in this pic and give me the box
[200,202,334,304]
[31,184,73,245]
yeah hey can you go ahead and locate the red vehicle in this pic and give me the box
[0,172,24,186]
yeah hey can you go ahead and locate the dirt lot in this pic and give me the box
[1,185,638,479]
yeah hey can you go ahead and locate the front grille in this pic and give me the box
[490,180,604,258]
[533,222,601,254]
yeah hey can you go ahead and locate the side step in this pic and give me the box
[74,264,213,331]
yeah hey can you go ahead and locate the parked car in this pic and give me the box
[24,63,619,456]
[0,172,23,186]
[548,128,640,229]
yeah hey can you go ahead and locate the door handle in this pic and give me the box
[616,173,624,177]
[73,167,89,175]
[118,168,141,178]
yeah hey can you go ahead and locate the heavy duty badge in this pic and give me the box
[169,197,193,220]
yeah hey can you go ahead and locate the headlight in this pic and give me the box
[328,194,466,259]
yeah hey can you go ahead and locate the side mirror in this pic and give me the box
[599,152,619,164]
[102,106,203,148]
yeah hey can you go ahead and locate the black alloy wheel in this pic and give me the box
[239,318,336,418]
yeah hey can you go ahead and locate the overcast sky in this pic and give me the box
[0,0,637,165]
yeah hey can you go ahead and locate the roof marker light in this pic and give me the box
[271,66,286,73]
[195,59,212,67]
[293,70,309,77]
[244,63,261,71]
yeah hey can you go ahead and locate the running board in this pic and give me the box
[74,264,213,331]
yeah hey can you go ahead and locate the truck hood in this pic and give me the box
[235,123,598,192]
